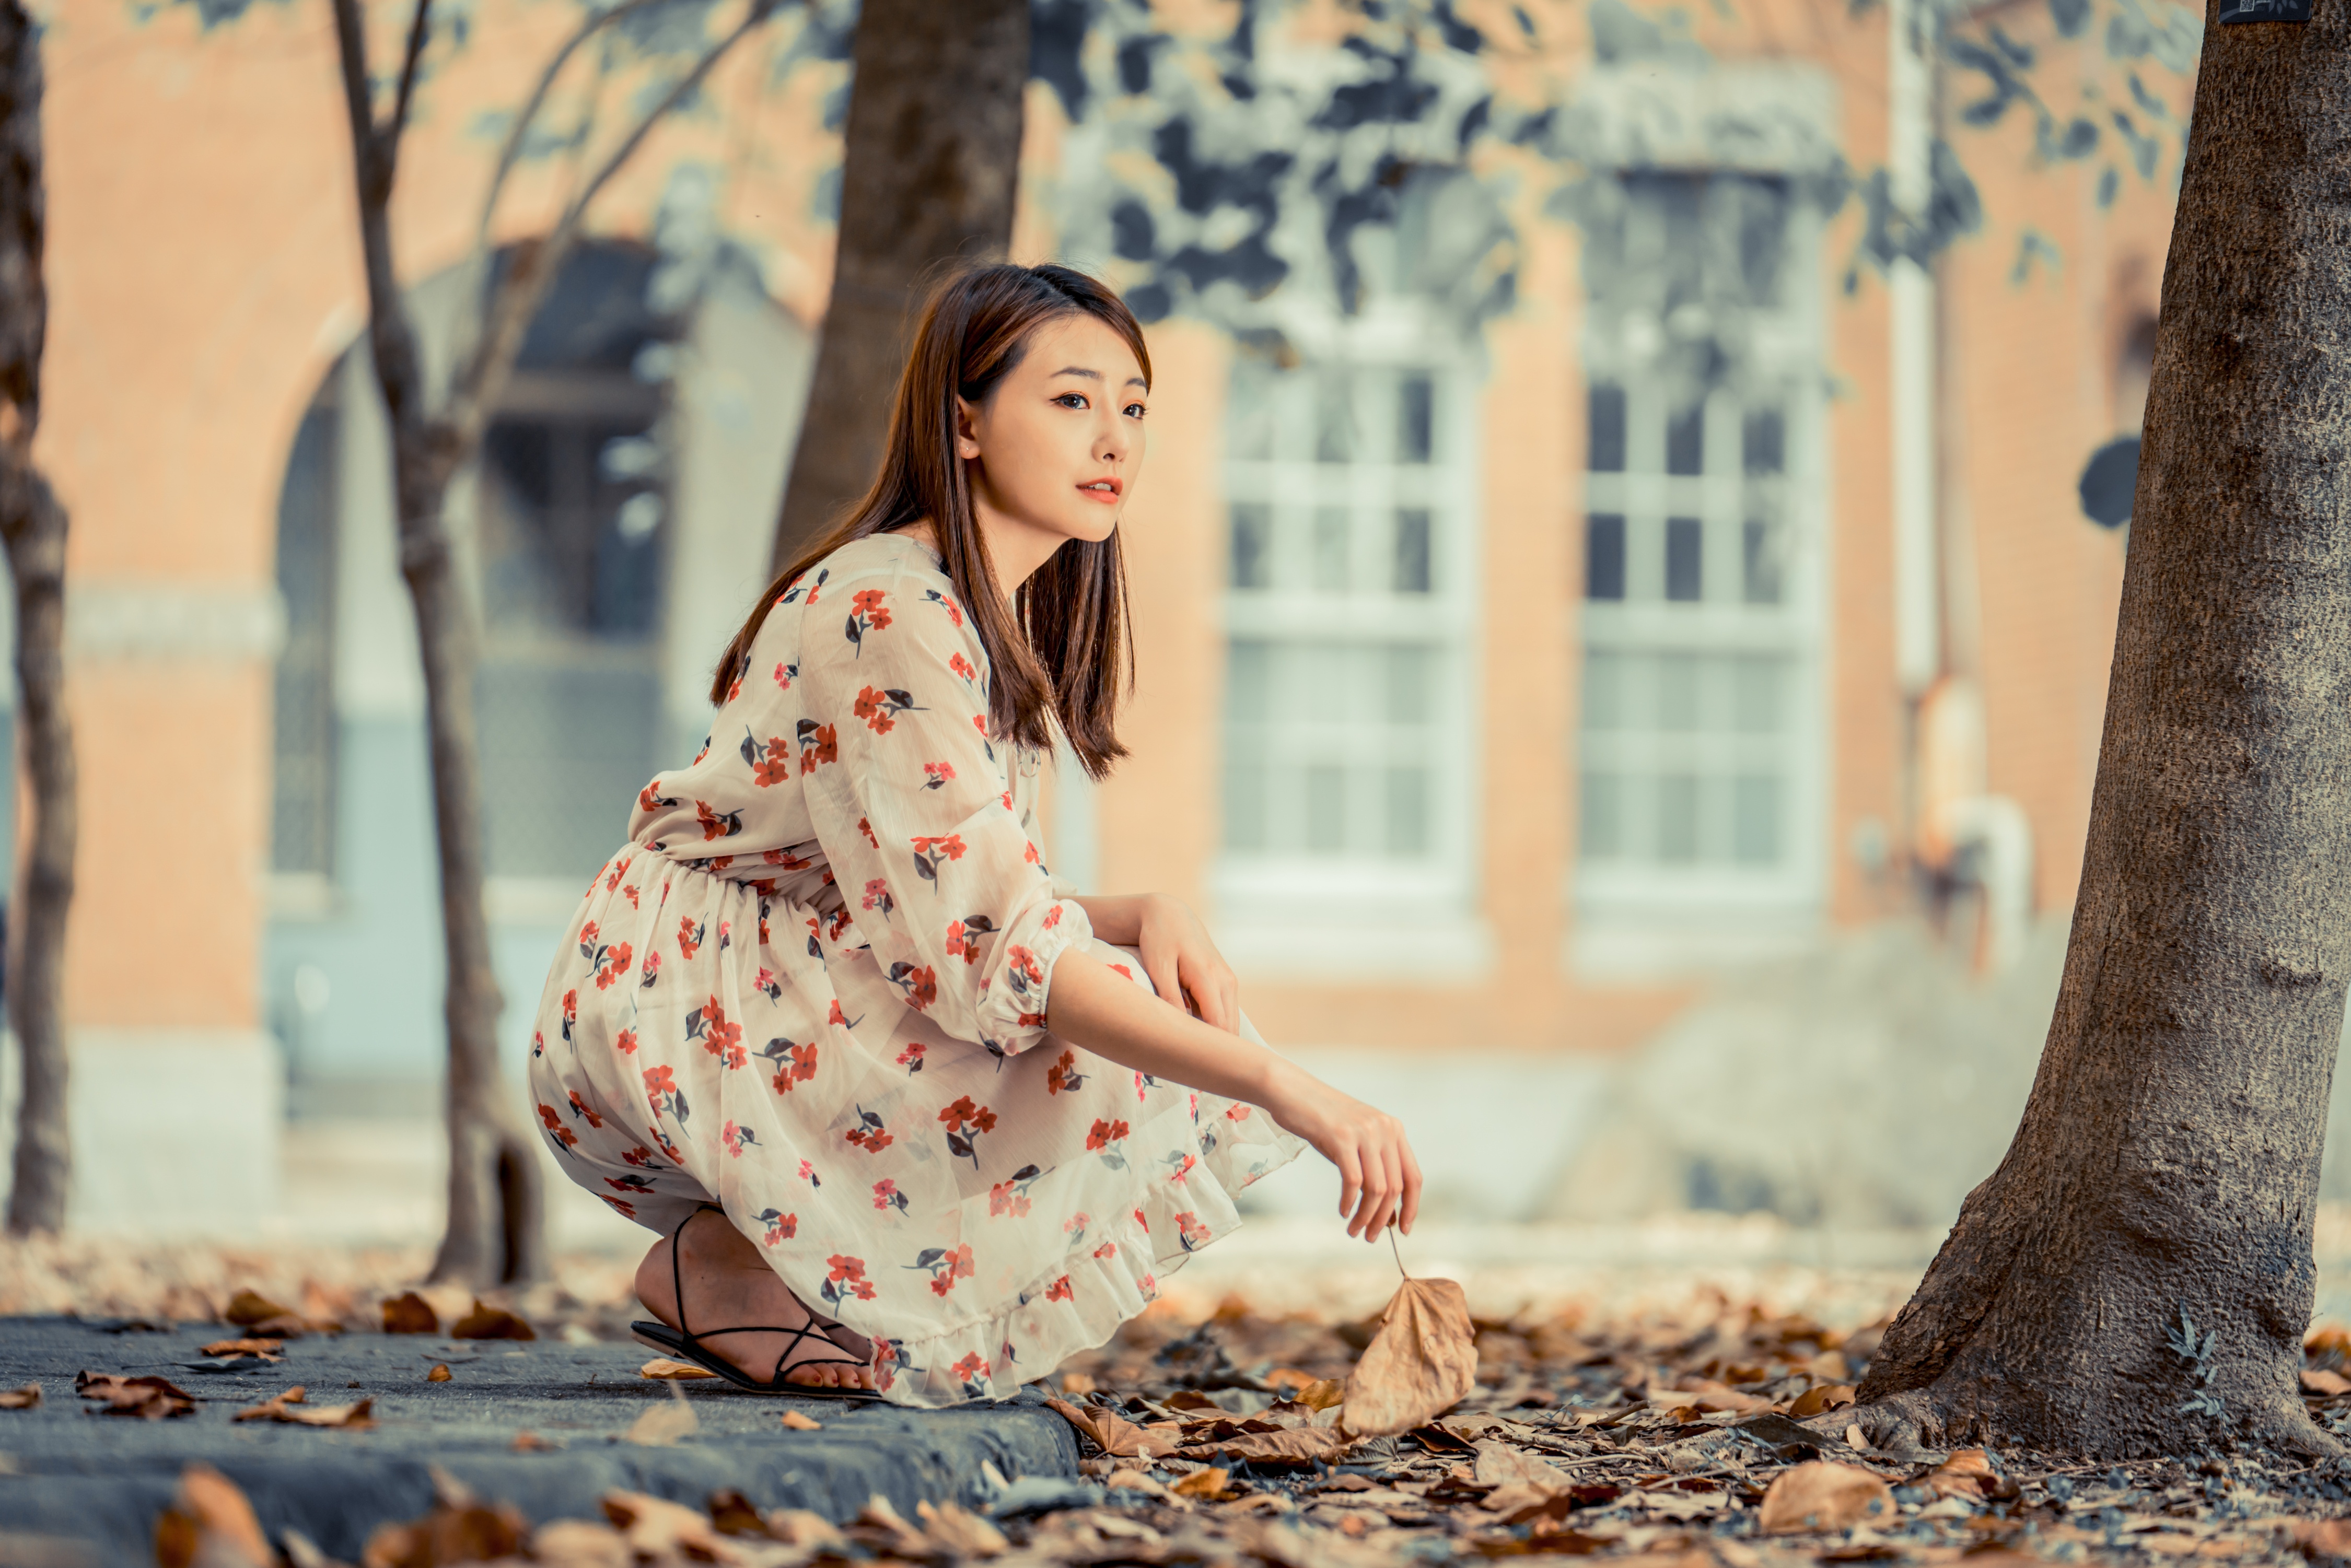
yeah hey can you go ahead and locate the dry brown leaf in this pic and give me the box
[918,1498,1011,1556]
[361,1494,530,1568]
[2302,1368,2351,1397]
[763,1509,848,1549]
[523,1519,633,1568]
[626,1388,699,1447]
[1757,1461,1896,1535]
[450,1300,536,1340]
[1106,1470,1175,1501]
[154,1462,272,1568]
[1791,1382,1857,1417]
[1924,1448,2019,1502]
[781,1409,822,1430]
[2310,1325,2351,1359]
[0,1384,38,1410]
[199,1338,284,1360]
[1341,1276,1477,1436]
[513,1431,557,1452]
[1650,1379,1771,1414]
[1294,1378,1346,1411]
[639,1356,718,1381]
[853,1494,933,1557]
[1473,1438,1572,1493]
[235,1387,376,1429]
[223,1288,294,1328]
[75,1371,195,1419]
[380,1291,439,1336]
[425,1362,452,1383]
[1044,1394,1181,1457]
[1181,1424,1352,1463]
[2289,1518,2351,1559]
[601,1489,736,1560]
[1174,1467,1236,1501]
[247,1314,313,1339]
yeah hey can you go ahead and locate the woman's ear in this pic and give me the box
[954,395,983,461]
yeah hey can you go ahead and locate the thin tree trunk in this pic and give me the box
[769,0,1027,569]
[1845,2,2351,1459]
[0,0,73,1239]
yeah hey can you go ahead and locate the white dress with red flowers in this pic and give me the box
[525,531,1303,1407]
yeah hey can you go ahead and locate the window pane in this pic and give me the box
[1743,404,1785,475]
[1742,518,1783,605]
[1582,650,1625,731]
[1305,765,1346,853]
[1229,359,1276,461]
[1316,373,1354,463]
[1732,656,1783,734]
[1666,401,1704,476]
[1224,756,1267,851]
[1399,373,1435,464]
[1228,639,1272,722]
[1732,774,1779,864]
[1586,513,1626,600]
[1385,766,1429,855]
[1231,503,1272,590]
[1658,653,1700,732]
[1394,508,1432,593]
[1312,507,1350,591]
[1732,176,1790,308]
[1588,383,1626,473]
[1580,772,1623,859]
[1665,516,1703,602]
[1658,774,1700,862]
[1386,645,1432,724]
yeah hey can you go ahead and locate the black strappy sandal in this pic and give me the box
[630,1205,880,1399]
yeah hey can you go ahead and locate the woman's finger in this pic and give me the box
[1354,1157,1390,1239]
[1143,951,1186,1014]
[1194,964,1237,1033]
[1367,1145,1402,1242]
[1399,1140,1425,1236]
[1333,1140,1363,1225]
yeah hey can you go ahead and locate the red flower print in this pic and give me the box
[897,1040,926,1075]
[726,674,743,704]
[910,1243,976,1297]
[604,1197,637,1219]
[644,1065,677,1096]
[1005,944,1044,991]
[1044,1277,1074,1303]
[989,1163,1043,1218]
[686,997,744,1068]
[845,589,893,655]
[622,884,639,908]
[1163,1151,1198,1184]
[567,1091,604,1129]
[798,1159,821,1187]
[773,660,794,690]
[828,998,851,1028]
[922,761,956,790]
[1042,905,1063,930]
[532,1029,544,1059]
[950,1351,990,1391]
[844,1105,894,1154]
[1174,1212,1212,1251]
[638,778,676,815]
[695,800,743,840]
[1047,1050,1087,1096]
[797,721,838,773]
[1064,1211,1089,1236]
[593,940,633,991]
[642,1064,688,1127]
[537,1103,578,1150]
[858,816,879,847]
[639,951,662,989]
[608,1178,659,1201]
[1134,1208,1150,1232]
[948,651,978,683]
[1093,1241,1118,1260]
[723,1120,758,1157]
[751,735,794,788]
[1018,1011,1048,1029]
[1023,841,1040,864]
[1225,1103,1252,1121]
[924,587,964,627]
[822,1254,877,1307]
[765,847,809,869]
[854,685,923,733]
[884,961,937,1012]
[753,967,782,1003]
[873,1178,909,1214]
[759,1208,798,1246]
[677,917,704,960]
[938,1097,997,1168]
[1109,963,1134,982]
[560,988,578,1044]
[1086,1118,1129,1151]
[763,1038,819,1095]
[614,1027,637,1056]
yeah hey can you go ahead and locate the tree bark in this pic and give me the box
[769,0,1028,569]
[0,0,74,1239]
[1847,2,2351,1460]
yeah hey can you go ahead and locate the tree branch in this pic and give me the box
[474,0,683,249]
[449,0,787,449]
[327,0,380,196]
[389,0,434,150]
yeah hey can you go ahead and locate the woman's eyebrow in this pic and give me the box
[1051,366,1148,390]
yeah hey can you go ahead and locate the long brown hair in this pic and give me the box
[712,263,1144,780]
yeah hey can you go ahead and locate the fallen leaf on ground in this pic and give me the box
[2289,1518,2351,1558]
[362,1488,529,1567]
[199,1338,284,1360]
[1925,1447,2020,1501]
[853,1494,932,1557]
[917,1499,1010,1557]
[425,1362,452,1383]
[524,1519,633,1567]
[380,1291,439,1335]
[154,1462,271,1568]
[513,1431,556,1452]
[626,1387,698,1447]
[1181,1424,1352,1463]
[1044,1394,1181,1457]
[1758,1461,1897,1535]
[0,1384,38,1409]
[2302,1368,2351,1397]
[450,1300,536,1340]
[222,1288,294,1327]
[782,1409,821,1430]
[639,1356,717,1381]
[1173,1467,1236,1501]
[764,1509,848,1549]
[1791,1382,1857,1417]
[602,1489,731,1560]
[235,1386,375,1429]
[74,1370,194,1418]
[1106,1470,1175,1501]
[1651,1378,1772,1414]
[1474,1438,1573,1492]
[1340,1276,1477,1436]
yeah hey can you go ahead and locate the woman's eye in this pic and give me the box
[1124,402,1147,420]
[1056,392,1089,409]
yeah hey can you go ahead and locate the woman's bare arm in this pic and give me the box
[1044,946,1422,1240]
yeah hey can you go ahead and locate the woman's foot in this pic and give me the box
[635,1209,876,1390]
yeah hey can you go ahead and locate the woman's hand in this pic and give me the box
[1262,1064,1424,1243]
[1136,894,1240,1033]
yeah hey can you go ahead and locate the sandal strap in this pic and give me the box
[665,1208,866,1388]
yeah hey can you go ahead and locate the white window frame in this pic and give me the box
[1212,302,1493,980]
[1569,171,1833,979]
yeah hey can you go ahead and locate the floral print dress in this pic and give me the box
[527,531,1302,1407]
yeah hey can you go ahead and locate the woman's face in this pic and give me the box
[957,313,1148,559]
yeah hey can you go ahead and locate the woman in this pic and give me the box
[528,263,1423,1406]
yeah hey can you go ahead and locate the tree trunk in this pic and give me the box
[769,0,1027,569]
[1847,4,2351,1460]
[0,0,74,1239]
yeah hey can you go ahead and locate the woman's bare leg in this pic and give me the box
[634,1211,875,1389]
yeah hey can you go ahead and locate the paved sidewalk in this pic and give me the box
[0,1318,1078,1564]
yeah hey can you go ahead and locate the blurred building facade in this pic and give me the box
[1,0,2191,1230]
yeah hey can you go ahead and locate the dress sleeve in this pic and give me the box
[799,570,1094,1057]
